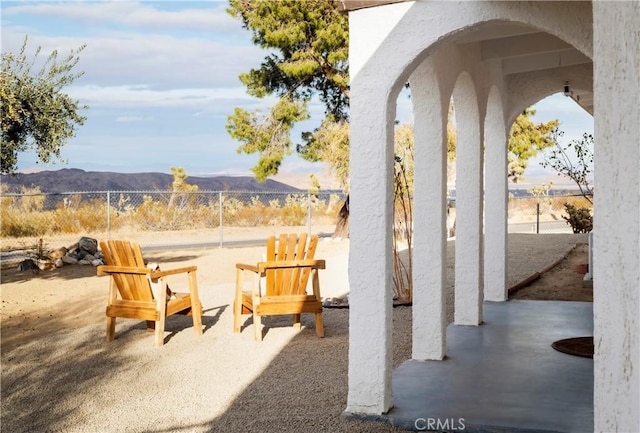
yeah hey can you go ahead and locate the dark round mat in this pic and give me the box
[552,336,593,358]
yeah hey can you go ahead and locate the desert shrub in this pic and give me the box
[221,196,245,225]
[71,199,108,232]
[131,195,213,231]
[562,195,593,209]
[280,194,307,226]
[49,207,76,233]
[114,193,135,215]
[1,191,53,237]
[18,186,46,211]
[108,192,213,231]
[508,194,592,223]
[168,191,200,210]
[1,204,51,237]
[190,205,217,228]
[0,190,344,248]
[44,196,108,233]
[562,203,593,233]
[131,195,174,230]
[221,194,309,226]
[226,196,268,226]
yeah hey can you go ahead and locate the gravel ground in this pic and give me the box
[1,233,587,433]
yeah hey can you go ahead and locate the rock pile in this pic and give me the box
[17,236,105,272]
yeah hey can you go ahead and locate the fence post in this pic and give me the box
[219,192,223,248]
[107,191,111,240]
[536,201,540,234]
[307,193,312,236]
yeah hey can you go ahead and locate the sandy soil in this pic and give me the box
[1,233,589,433]
[510,242,592,302]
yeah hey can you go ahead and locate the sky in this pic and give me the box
[1,1,593,190]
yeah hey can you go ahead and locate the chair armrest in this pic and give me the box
[150,265,197,278]
[236,263,260,273]
[97,265,152,277]
[257,259,326,272]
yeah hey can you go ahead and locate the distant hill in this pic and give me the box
[0,168,301,193]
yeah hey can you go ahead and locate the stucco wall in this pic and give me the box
[593,2,640,432]
[346,3,639,429]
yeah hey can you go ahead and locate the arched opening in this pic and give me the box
[345,2,601,426]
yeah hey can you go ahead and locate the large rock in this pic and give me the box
[61,255,79,265]
[78,237,98,255]
[17,259,39,273]
[47,247,68,260]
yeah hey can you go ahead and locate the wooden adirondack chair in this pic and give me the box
[97,240,203,346]
[233,233,325,341]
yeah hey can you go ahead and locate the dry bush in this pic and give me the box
[508,194,592,223]
[131,195,214,231]
[222,194,310,227]
[280,194,307,226]
[0,191,345,254]
[224,196,273,226]
[562,203,593,233]
[1,207,51,237]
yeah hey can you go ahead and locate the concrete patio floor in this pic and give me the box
[386,300,593,432]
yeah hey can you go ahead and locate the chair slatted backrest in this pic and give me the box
[265,233,318,297]
[100,240,154,301]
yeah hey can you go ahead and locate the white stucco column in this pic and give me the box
[346,80,395,415]
[410,61,448,360]
[453,73,484,326]
[483,86,508,302]
[593,1,640,432]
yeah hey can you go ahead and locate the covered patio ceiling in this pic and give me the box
[339,0,593,114]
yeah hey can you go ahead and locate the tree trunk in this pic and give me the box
[333,195,349,238]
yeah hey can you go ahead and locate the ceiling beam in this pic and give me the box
[481,32,572,60]
[453,22,538,43]
[337,0,408,12]
[502,49,591,75]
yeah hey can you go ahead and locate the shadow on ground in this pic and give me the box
[1,234,588,433]
[1,325,135,432]
[134,307,413,433]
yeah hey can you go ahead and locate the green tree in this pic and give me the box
[508,107,558,182]
[226,96,310,181]
[226,0,349,181]
[305,115,349,188]
[227,0,560,236]
[1,36,88,174]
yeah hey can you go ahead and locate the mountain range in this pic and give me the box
[0,168,300,193]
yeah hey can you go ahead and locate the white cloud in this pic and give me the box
[115,115,154,122]
[3,1,242,33]
[2,30,266,89]
[2,1,311,178]
[67,84,276,113]
[2,2,268,89]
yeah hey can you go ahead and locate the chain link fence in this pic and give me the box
[1,190,592,268]
[507,193,593,234]
[0,190,346,268]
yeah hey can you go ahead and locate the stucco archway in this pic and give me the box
[344,2,638,431]
[346,1,595,416]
